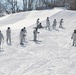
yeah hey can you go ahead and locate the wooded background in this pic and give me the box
[0,0,76,16]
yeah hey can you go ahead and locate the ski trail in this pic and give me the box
[1,9,76,75]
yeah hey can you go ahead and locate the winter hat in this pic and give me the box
[74,30,76,33]
[61,19,63,20]
[23,27,26,29]
[8,27,10,29]
[21,29,24,31]
[37,18,39,20]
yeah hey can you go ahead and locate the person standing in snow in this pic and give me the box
[36,18,40,26]
[23,27,27,42]
[59,19,63,28]
[20,29,26,45]
[6,27,11,45]
[33,28,39,41]
[71,30,76,46]
[46,17,50,30]
[52,19,57,29]
[0,30,4,50]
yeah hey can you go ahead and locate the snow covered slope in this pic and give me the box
[0,8,76,75]
[0,8,64,30]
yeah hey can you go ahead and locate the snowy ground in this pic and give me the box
[0,8,76,75]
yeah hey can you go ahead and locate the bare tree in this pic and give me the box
[6,0,18,13]
[0,2,4,16]
[23,0,27,11]
[0,0,9,16]
[28,0,34,10]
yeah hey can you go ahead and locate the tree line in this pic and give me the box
[0,0,76,16]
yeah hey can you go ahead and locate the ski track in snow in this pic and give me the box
[0,8,76,75]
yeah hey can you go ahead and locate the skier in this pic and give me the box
[52,19,57,29]
[33,28,39,41]
[0,30,4,50]
[36,18,40,26]
[37,23,43,29]
[46,17,50,30]
[20,29,26,45]
[23,27,27,42]
[6,27,11,45]
[71,30,76,46]
[59,19,63,28]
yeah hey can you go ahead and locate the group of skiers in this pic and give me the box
[34,17,76,47]
[0,17,76,50]
[36,17,64,31]
[0,27,27,49]
[46,17,64,30]
[33,17,64,42]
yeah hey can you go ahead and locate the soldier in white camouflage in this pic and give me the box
[71,30,76,46]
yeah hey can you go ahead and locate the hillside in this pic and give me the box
[0,8,76,75]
